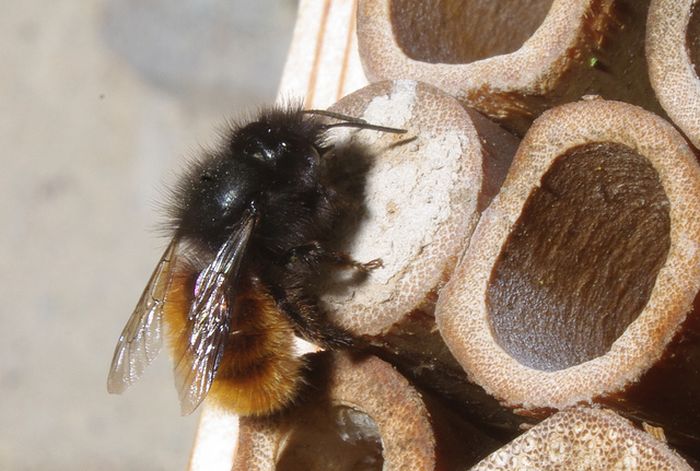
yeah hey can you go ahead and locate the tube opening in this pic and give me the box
[486,142,670,371]
[390,0,554,64]
[277,405,384,471]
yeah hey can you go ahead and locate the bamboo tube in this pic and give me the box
[230,352,498,470]
[646,0,700,149]
[472,407,693,470]
[319,79,519,337]
[357,0,662,134]
[435,98,700,457]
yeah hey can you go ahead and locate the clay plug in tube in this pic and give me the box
[356,0,663,134]
[318,79,518,339]
[435,98,700,458]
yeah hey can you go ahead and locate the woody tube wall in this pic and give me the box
[472,407,693,470]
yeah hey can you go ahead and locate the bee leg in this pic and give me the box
[291,295,354,349]
[282,242,382,273]
[324,251,383,273]
[272,243,371,349]
[269,284,354,349]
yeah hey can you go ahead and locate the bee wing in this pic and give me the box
[174,212,256,415]
[107,239,178,394]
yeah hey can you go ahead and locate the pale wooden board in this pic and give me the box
[277,0,368,109]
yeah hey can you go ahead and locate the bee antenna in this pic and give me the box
[303,109,406,134]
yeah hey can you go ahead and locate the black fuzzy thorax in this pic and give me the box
[166,105,354,348]
[168,105,335,256]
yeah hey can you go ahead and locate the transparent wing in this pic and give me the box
[174,212,256,415]
[107,239,178,394]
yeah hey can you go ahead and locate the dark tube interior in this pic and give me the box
[486,142,670,371]
[276,405,383,471]
[390,0,554,64]
[687,0,700,79]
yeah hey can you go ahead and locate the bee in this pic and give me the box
[107,105,405,416]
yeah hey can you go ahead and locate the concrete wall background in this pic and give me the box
[0,1,296,469]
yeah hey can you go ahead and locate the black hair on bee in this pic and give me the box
[107,104,405,416]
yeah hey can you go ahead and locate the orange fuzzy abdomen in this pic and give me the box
[163,268,304,416]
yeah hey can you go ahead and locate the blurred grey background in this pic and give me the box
[0,1,297,469]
